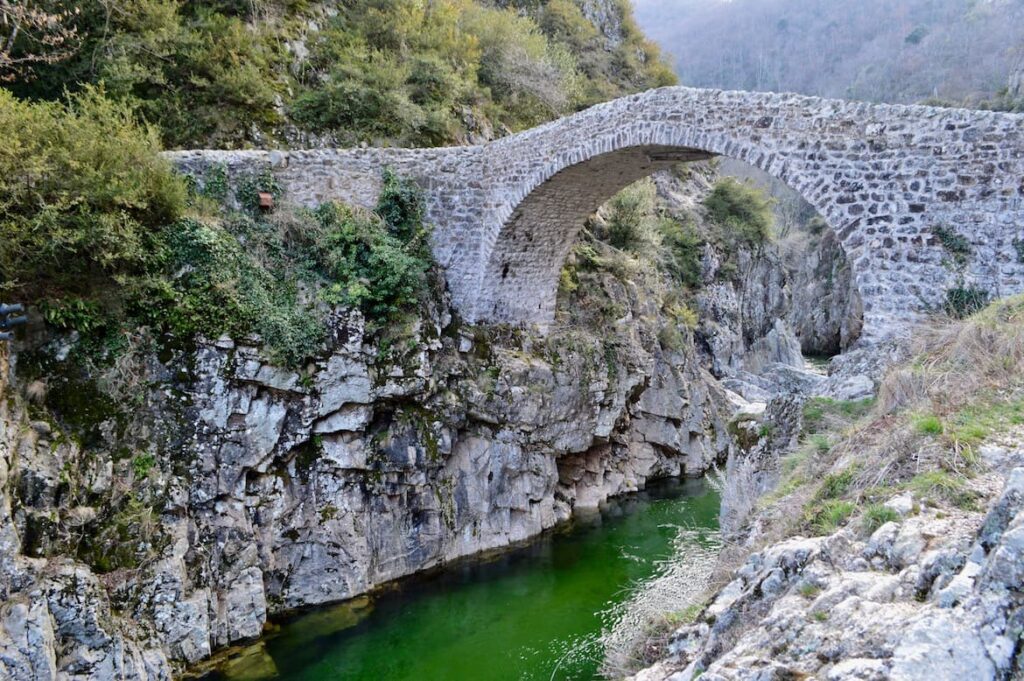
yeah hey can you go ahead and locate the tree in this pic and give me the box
[0,0,80,81]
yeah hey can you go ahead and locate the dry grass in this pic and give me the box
[879,296,1024,414]
[598,297,1024,674]
[96,329,155,403]
[719,295,1024,574]
[25,379,47,404]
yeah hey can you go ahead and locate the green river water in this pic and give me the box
[207,477,720,681]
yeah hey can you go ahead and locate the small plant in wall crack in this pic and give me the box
[1013,237,1024,264]
[932,225,972,268]
[944,283,989,319]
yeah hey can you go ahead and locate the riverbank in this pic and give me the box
[626,297,1024,680]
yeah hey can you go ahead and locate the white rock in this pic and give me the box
[884,492,915,517]
[891,612,995,680]
[313,405,373,434]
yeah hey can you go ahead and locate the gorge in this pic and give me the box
[1,1,1023,680]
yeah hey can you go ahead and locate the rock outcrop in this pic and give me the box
[789,229,864,356]
[631,456,1024,681]
[0,267,737,677]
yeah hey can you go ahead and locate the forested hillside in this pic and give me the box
[633,0,1024,108]
[3,0,674,148]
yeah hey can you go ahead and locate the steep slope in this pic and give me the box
[617,296,1024,679]
[633,0,1024,107]
[5,0,674,148]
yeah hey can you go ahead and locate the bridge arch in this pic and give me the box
[463,88,1024,341]
[475,137,849,330]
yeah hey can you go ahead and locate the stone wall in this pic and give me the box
[168,86,1024,342]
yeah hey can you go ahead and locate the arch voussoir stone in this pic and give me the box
[167,87,1024,342]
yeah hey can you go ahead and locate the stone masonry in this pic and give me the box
[167,86,1024,341]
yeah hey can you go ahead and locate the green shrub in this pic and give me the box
[798,583,822,598]
[704,178,775,247]
[140,217,326,366]
[236,168,283,214]
[808,434,832,454]
[376,169,426,242]
[9,0,674,148]
[39,298,108,334]
[78,3,286,148]
[131,453,157,478]
[657,324,686,352]
[290,56,422,142]
[658,218,704,288]
[0,98,435,367]
[605,179,659,253]
[463,4,582,124]
[1013,238,1024,264]
[815,467,857,501]
[0,87,186,301]
[315,200,434,321]
[140,171,434,366]
[913,414,944,436]
[807,500,856,534]
[944,286,990,319]
[933,226,972,265]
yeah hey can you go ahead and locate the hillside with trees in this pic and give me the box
[632,0,1024,108]
[3,0,675,149]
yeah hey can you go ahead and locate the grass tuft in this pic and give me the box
[908,470,977,510]
[913,414,944,436]
[861,503,900,533]
[806,500,856,535]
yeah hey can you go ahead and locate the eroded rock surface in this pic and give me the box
[630,464,1024,681]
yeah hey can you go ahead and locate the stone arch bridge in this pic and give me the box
[169,87,1024,341]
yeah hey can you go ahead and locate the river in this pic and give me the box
[205,477,721,681]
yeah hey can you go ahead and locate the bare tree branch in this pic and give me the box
[0,0,80,81]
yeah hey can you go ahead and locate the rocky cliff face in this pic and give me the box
[788,229,864,357]
[712,158,864,359]
[650,167,803,382]
[0,261,741,678]
[0,157,863,678]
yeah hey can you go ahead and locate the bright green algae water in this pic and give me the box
[208,477,720,681]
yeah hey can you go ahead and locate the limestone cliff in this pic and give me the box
[0,256,739,678]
